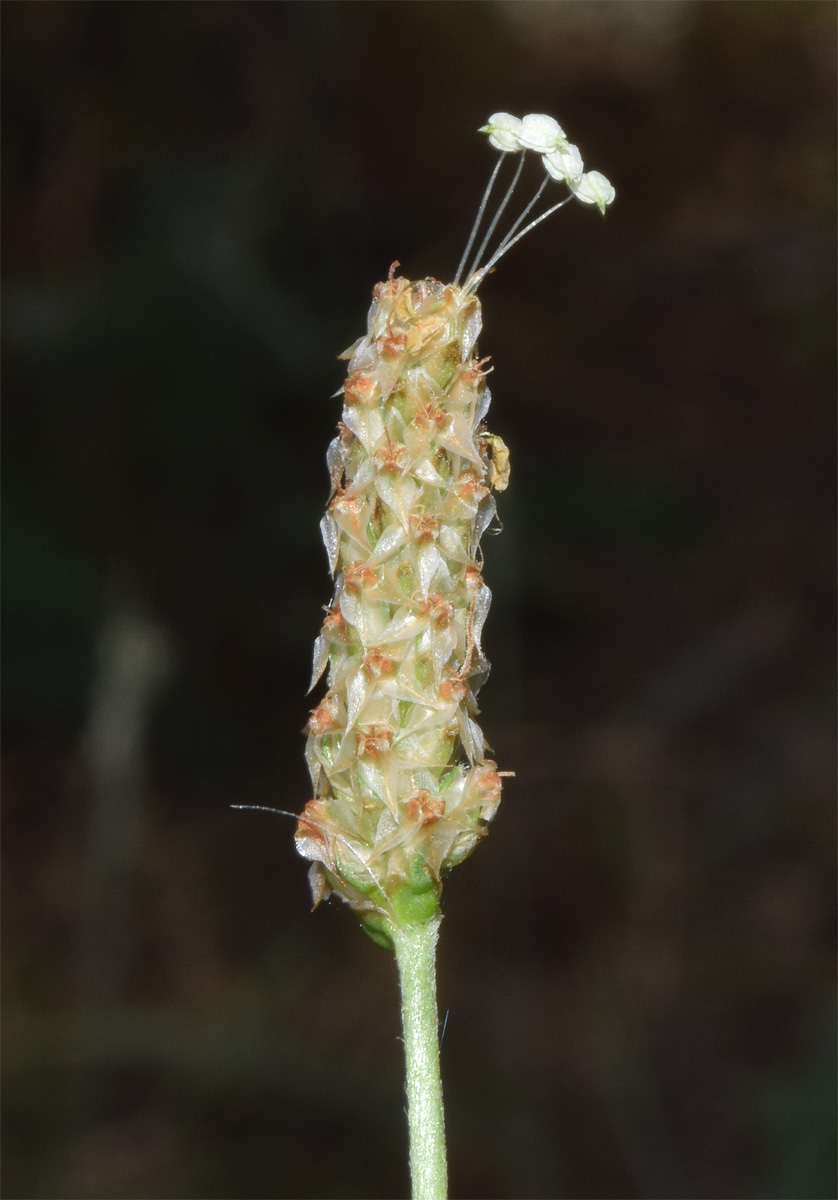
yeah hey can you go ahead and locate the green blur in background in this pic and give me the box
[2,3,836,1198]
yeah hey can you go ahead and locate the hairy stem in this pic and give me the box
[393,919,447,1200]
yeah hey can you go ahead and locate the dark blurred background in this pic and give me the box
[2,3,836,1198]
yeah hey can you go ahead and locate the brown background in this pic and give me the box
[2,3,836,1198]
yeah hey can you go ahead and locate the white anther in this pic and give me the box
[543,143,584,184]
[479,113,524,152]
[519,113,567,154]
[460,116,614,292]
[570,170,616,214]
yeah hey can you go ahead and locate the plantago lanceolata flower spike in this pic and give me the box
[287,118,614,1200]
[296,118,616,951]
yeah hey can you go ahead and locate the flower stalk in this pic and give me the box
[393,918,447,1200]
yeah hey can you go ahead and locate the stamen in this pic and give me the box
[454,154,506,288]
[465,152,525,283]
[489,174,550,264]
[465,193,575,295]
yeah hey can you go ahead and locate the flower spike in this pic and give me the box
[284,118,615,1200]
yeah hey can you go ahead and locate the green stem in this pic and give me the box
[392,918,447,1200]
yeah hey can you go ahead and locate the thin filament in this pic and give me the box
[454,154,506,287]
[466,192,574,294]
[231,804,300,819]
[465,152,525,283]
[490,174,550,263]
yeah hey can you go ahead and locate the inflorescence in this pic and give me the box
[291,113,614,947]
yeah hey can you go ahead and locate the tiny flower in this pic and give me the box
[321,605,347,640]
[355,724,393,759]
[439,674,468,703]
[461,355,492,385]
[374,439,409,473]
[421,593,454,628]
[362,648,395,678]
[479,112,524,152]
[543,142,584,185]
[409,514,440,543]
[343,562,377,593]
[307,697,339,735]
[343,370,378,405]
[570,170,616,214]
[414,401,448,430]
[406,790,446,825]
[455,468,490,505]
[519,112,567,154]
[379,326,408,359]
